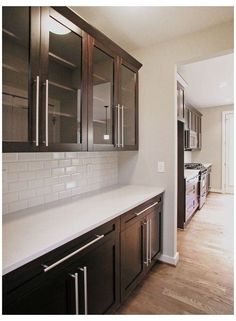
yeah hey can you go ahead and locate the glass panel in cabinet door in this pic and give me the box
[120,65,136,146]
[2,7,30,142]
[92,47,114,145]
[48,18,82,144]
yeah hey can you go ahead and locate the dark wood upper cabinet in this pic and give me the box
[2,7,41,152]
[2,6,142,153]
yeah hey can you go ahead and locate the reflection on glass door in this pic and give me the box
[2,7,30,142]
[48,17,82,144]
[92,47,114,145]
[120,65,136,146]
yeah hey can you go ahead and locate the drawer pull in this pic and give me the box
[135,202,159,216]
[70,272,79,314]
[42,234,104,272]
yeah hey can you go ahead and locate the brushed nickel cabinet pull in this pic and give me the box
[135,202,158,216]
[35,75,39,146]
[42,234,104,272]
[70,272,79,314]
[80,267,88,314]
[121,105,124,147]
[45,79,49,146]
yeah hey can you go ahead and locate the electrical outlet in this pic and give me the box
[158,161,165,172]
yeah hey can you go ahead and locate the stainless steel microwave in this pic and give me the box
[185,130,197,149]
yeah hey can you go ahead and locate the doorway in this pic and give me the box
[222,111,234,193]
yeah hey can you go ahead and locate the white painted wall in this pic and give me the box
[118,21,233,265]
[192,105,234,192]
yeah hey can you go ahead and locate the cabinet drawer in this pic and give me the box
[3,218,119,295]
[120,194,163,231]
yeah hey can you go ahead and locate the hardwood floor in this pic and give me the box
[117,192,234,314]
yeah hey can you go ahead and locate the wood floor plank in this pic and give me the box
[116,193,234,315]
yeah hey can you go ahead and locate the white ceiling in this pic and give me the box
[71,6,233,52]
[178,53,234,108]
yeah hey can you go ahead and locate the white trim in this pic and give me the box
[222,111,234,193]
[158,252,179,266]
[176,73,188,88]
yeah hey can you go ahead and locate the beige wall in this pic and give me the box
[118,21,233,264]
[192,105,234,191]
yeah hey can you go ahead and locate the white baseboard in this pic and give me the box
[209,188,223,193]
[158,252,179,266]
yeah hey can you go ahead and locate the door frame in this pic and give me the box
[222,111,234,193]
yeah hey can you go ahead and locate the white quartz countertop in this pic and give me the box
[184,169,200,181]
[3,184,164,275]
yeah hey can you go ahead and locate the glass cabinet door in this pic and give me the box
[46,16,83,148]
[120,64,137,148]
[2,7,38,148]
[91,45,115,149]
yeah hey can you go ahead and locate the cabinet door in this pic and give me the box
[3,262,82,314]
[39,8,87,151]
[87,38,118,151]
[147,204,162,263]
[2,7,41,152]
[121,217,146,300]
[119,60,139,150]
[77,233,119,314]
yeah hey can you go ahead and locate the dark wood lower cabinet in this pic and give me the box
[120,195,162,301]
[3,219,120,315]
[3,193,163,314]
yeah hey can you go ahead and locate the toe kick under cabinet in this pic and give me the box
[3,193,163,315]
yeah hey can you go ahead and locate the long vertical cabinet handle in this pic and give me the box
[35,75,40,146]
[45,79,49,146]
[121,105,124,147]
[149,219,152,263]
[143,221,148,266]
[145,220,149,266]
[70,272,79,315]
[80,267,88,314]
[117,104,120,147]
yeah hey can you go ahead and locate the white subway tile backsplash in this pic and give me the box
[28,196,44,208]
[52,152,65,160]
[19,190,36,200]
[3,192,18,204]
[35,153,52,160]
[18,171,36,181]
[66,181,76,189]
[3,152,118,215]
[8,162,28,172]
[35,169,51,179]
[43,160,59,169]
[52,184,65,193]
[28,161,44,171]
[66,152,77,159]
[8,181,28,192]
[59,190,72,199]
[44,193,59,203]
[59,159,71,167]
[2,153,18,162]
[8,200,28,213]
[18,153,36,161]
[28,179,44,189]
[66,166,77,174]
[36,186,52,196]
[52,168,65,176]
